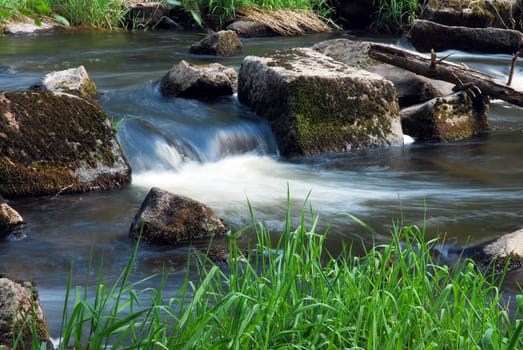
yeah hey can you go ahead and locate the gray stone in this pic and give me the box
[189,30,243,56]
[311,38,379,69]
[226,20,276,37]
[408,19,523,54]
[421,0,515,28]
[401,90,489,142]
[3,21,61,35]
[0,196,24,239]
[463,228,523,271]
[40,65,98,100]
[159,60,237,98]
[366,64,454,108]
[0,278,52,350]
[238,47,403,156]
[0,91,131,197]
[129,187,227,246]
[312,39,454,108]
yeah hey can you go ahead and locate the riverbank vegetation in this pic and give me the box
[0,0,427,32]
[16,205,523,349]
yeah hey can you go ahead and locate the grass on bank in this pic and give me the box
[371,0,427,33]
[15,202,523,349]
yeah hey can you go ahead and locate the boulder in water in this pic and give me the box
[129,187,227,246]
[401,89,489,142]
[0,91,131,197]
[0,277,52,350]
[39,65,99,100]
[160,60,237,98]
[0,195,24,239]
[238,47,403,156]
[189,30,243,56]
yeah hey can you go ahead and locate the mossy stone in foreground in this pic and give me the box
[238,48,403,156]
[0,91,131,197]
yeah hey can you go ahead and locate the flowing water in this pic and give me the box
[1,30,523,335]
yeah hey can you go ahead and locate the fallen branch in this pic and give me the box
[368,43,523,107]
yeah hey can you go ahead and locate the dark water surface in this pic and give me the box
[1,30,523,335]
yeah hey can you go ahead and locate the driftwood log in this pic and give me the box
[368,43,523,108]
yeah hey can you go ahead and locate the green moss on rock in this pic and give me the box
[0,91,130,197]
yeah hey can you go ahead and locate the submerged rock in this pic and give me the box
[0,278,52,350]
[39,65,99,100]
[159,60,237,98]
[401,90,489,142]
[189,30,243,56]
[0,195,24,239]
[238,47,403,156]
[129,187,227,246]
[0,91,131,197]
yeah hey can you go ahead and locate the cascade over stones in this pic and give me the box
[129,187,227,246]
[0,91,131,197]
[238,47,403,156]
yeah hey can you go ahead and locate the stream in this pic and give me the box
[1,30,523,336]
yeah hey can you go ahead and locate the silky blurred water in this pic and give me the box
[1,30,523,335]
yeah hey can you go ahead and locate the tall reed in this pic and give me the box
[15,201,523,349]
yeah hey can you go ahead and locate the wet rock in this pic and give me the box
[462,228,523,271]
[401,89,489,142]
[0,195,24,239]
[129,187,227,246]
[2,21,62,35]
[39,65,99,100]
[159,60,237,98]
[238,47,403,157]
[226,20,276,37]
[189,30,243,56]
[408,19,523,54]
[421,0,515,28]
[0,91,131,197]
[311,38,379,69]
[312,38,454,108]
[0,278,52,350]
[366,64,454,108]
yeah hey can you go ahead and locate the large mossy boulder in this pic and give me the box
[159,60,237,98]
[401,90,489,142]
[129,187,227,246]
[0,91,131,197]
[238,47,403,156]
[0,278,52,350]
[421,0,515,28]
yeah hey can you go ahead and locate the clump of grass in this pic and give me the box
[15,201,523,349]
[371,0,427,33]
[46,0,127,29]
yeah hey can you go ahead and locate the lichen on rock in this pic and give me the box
[238,47,403,156]
[0,91,131,197]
